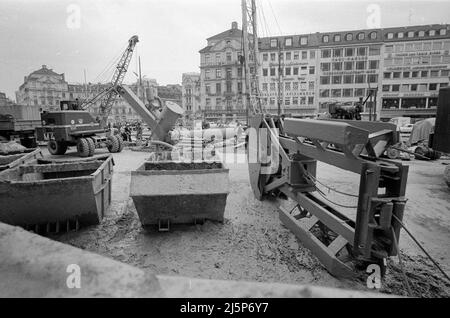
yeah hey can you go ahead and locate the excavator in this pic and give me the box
[36,36,184,157]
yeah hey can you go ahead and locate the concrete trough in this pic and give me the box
[0,155,114,232]
[130,161,229,228]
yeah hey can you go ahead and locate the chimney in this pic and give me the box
[232,21,238,30]
[42,65,47,69]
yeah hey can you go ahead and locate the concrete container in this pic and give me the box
[0,155,114,232]
[130,161,229,228]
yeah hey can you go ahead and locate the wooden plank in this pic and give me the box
[328,235,349,255]
[19,161,101,174]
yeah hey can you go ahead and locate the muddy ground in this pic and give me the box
[50,147,450,297]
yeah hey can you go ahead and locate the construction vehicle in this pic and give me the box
[36,36,183,157]
[0,105,41,148]
[241,0,409,278]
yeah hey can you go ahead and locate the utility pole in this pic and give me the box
[241,0,262,121]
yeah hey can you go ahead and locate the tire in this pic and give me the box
[86,138,96,157]
[48,140,67,155]
[116,135,124,152]
[76,138,90,157]
[107,135,120,153]
[386,147,399,159]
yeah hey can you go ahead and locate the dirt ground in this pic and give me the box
[50,146,450,297]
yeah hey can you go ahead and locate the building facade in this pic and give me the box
[0,91,14,107]
[181,73,201,117]
[199,22,247,121]
[199,23,450,122]
[16,65,69,112]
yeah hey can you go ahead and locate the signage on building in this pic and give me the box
[322,69,377,76]
[331,56,369,62]
[382,92,438,98]
[386,50,448,58]
[385,64,448,71]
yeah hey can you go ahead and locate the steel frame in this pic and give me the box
[248,115,409,277]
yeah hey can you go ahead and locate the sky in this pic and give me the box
[0,0,449,99]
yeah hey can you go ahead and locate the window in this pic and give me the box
[345,33,353,41]
[357,47,367,56]
[321,63,330,71]
[429,30,436,36]
[382,85,390,92]
[322,35,329,43]
[331,89,341,97]
[332,75,342,84]
[433,41,442,50]
[321,49,331,58]
[262,83,268,91]
[407,31,414,38]
[411,84,418,91]
[368,74,378,83]
[357,32,365,40]
[393,72,401,78]
[421,70,428,77]
[270,68,276,76]
[343,89,353,97]
[397,32,404,39]
[285,98,290,106]
[392,85,400,92]
[300,37,308,45]
[401,84,409,92]
[309,66,315,75]
[441,83,449,88]
[356,61,366,70]
[294,51,299,60]
[238,68,243,77]
[285,82,291,91]
[334,34,341,42]
[440,29,447,36]
[285,38,293,46]
[292,97,299,105]
[355,74,365,83]
[270,83,276,91]
[343,75,353,84]
[302,51,308,60]
[310,50,315,59]
[286,52,292,60]
[262,68,268,77]
[293,67,299,75]
[369,32,377,40]
[320,76,330,85]
[369,46,380,56]
[308,97,314,105]
[216,69,221,78]
[333,62,342,71]
[270,53,276,61]
[216,83,221,94]
[412,71,419,78]
[320,89,329,97]
[226,68,232,79]
[369,60,379,69]
[431,70,439,77]
[384,72,391,79]
[270,39,278,48]
[293,82,299,90]
[385,45,393,53]
[263,53,268,62]
[387,33,394,39]
[226,82,232,93]
[285,67,291,76]
[205,69,211,79]
[441,70,449,77]
[226,52,232,62]
[309,81,314,90]
[344,61,353,70]
[333,48,343,57]
[418,30,425,37]
[403,71,410,78]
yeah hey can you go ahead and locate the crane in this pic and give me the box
[81,35,139,127]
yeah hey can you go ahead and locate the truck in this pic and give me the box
[0,104,40,148]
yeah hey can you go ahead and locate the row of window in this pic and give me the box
[385,55,450,66]
[204,51,237,64]
[383,69,450,79]
[262,66,315,77]
[322,31,378,44]
[321,46,380,58]
[386,28,447,40]
[382,97,438,109]
[205,82,240,94]
[205,98,243,108]
[320,74,379,85]
[262,50,315,62]
[385,40,450,53]
[382,82,449,92]
[262,96,315,106]
[320,60,379,71]
[319,88,368,98]
[262,81,315,91]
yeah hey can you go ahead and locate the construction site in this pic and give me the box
[1,0,450,299]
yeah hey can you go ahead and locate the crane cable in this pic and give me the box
[392,214,450,282]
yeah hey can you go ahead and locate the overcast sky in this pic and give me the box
[0,0,449,99]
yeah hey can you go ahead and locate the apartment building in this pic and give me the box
[199,22,247,121]
[200,23,450,121]
[181,73,201,117]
